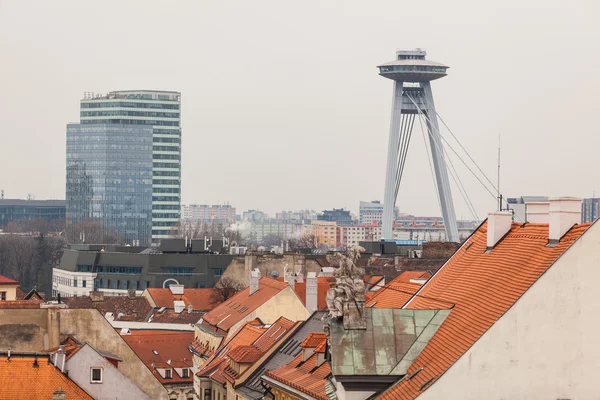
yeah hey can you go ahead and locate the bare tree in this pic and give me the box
[289,233,317,249]
[211,276,244,304]
[170,220,243,244]
[66,218,123,244]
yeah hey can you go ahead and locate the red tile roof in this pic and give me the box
[0,275,19,285]
[365,271,430,308]
[146,288,219,311]
[63,295,152,322]
[278,276,334,311]
[202,278,289,333]
[379,222,591,399]
[0,355,93,399]
[300,332,327,348]
[265,333,331,400]
[121,330,194,385]
[197,317,297,385]
[148,308,205,324]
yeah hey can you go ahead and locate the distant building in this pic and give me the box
[52,239,235,297]
[581,198,600,223]
[242,209,267,222]
[182,204,236,224]
[359,200,398,225]
[310,220,337,247]
[317,208,352,225]
[506,196,549,223]
[275,210,316,223]
[0,199,65,227]
[66,124,154,245]
[75,90,182,242]
[247,219,302,242]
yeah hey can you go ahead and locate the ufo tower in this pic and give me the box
[378,49,459,242]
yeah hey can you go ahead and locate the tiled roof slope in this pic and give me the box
[64,295,152,322]
[0,355,93,399]
[146,288,218,310]
[198,318,296,384]
[235,311,327,400]
[265,333,331,400]
[0,275,19,285]
[366,272,430,308]
[121,330,194,384]
[202,278,288,332]
[148,308,205,324]
[379,221,591,400]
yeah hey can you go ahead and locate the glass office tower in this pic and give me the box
[66,124,153,245]
[77,90,182,241]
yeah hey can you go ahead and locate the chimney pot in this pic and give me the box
[487,211,513,249]
[549,197,582,242]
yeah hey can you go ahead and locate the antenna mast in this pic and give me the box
[497,134,501,211]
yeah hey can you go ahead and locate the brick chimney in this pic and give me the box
[306,272,318,313]
[249,268,260,295]
[549,197,582,242]
[487,211,513,249]
[527,201,550,223]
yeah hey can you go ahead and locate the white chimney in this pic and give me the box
[549,197,582,242]
[527,201,550,224]
[306,272,318,313]
[250,268,261,295]
[288,273,295,291]
[296,271,304,283]
[174,300,185,314]
[54,346,66,373]
[487,211,513,248]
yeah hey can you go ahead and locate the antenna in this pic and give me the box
[497,134,501,211]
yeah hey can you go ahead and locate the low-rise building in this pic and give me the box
[182,204,237,224]
[310,220,337,247]
[0,274,20,301]
[0,199,66,227]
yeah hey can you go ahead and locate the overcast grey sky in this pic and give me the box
[1,0,599,218]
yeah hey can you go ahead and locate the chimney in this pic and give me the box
[527,201,550,223]
[127,289,136,300]
[306,272,318,313]
[487,211,513,249]
[52,388,67,400]
[549,197,582,242]
[54,346,66,373]
[174,300,185,314]
[288,273,295,291]
[249,268,260,295]
[296,271,304,283]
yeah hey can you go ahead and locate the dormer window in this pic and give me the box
[182,368,189,378]
[165,369,172,379]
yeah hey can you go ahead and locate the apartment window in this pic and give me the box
[73,279,78,287]
[0,292,5,300]
[82,280,87,288]
[165,369,172,379]
[90,367,103,383]
[204,389,211,400]
[182,368,189,378]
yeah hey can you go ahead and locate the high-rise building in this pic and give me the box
[181,204,236,224]
[74,90,182,242]
[359,201,398,225]
[66,124,153,244]
[581,198,600,223]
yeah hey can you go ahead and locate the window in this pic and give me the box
[165,369,172,379]
[0,292,5,300]
[73,279,78,287]
[82,280,87,288]
[214,268,224,276]
[90,367,103,383]
[182,368,189,378]
[204,389,211,400]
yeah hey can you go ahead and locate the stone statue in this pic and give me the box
[323,246,366,332]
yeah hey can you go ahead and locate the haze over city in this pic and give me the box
[1,0,599,218]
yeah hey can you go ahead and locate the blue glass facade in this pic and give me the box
[66,124,153,245]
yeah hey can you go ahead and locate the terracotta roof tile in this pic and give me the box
[278,277,334,311]
[365,272,429,309]
[121,330,194,385]
[148,308,204,324]
[379,222,591,400]
[0,356,93,399]
[0,275,19,285]
[228,345,264,363]
[300,332,327,348]
[146,288,219,311]
[64,296,152,322]
[265,334,331,400]
[202,278,288,332]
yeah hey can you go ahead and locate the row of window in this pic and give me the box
[153,163,180,169]
[153,179,180,185]
[154,188,180,194]
[154,154,180,160]
[153,196,180,202]
[96,266,142,274]
[95,278,147,290]
[82,119,180,127]
[154,137,181,144]
[153,145,181,151]
[82,102,180,109]
[81,111,180,118]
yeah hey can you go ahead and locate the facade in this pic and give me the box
[247,219,303,242]
[317,208,352,225]
[359,201,398,225]
[242,210,267,222]
[52,242,235,297]
[66,124,153,245]
[0,274,20,300]
[0,199,66,227]
[275,210,316,223]
[310,220,337,247]
[182,204,236,224]
[77,90,182,241]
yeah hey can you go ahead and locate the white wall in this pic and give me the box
[66,344,151,400]
[419,221,600,400]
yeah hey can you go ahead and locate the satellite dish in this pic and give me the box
[270,270,280,279]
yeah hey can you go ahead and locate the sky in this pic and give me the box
[1,0,599,219]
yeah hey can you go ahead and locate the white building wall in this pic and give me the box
[52,268,96,297]
[419,221,600,400]
[65,344,151,400]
